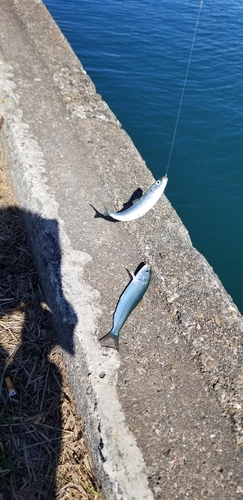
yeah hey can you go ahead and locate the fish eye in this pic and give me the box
[156,180,161,185]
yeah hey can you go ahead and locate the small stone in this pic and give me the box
[197,312,204,319]
[153,486,162,495]
[182,276,189,285]
[178,313,190,327]
[170,277,178,284]
[233,402,242,410]
[226,318,237,328]
[221,308,228,314]
[236,435,243,446]
[204,356,219,368]
[99,371,106,379]
[167,293,179,304]
[214,316,222,326]
[186,326,194,333]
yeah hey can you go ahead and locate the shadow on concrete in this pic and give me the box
[90,186,143,221]
[0,206,77,497]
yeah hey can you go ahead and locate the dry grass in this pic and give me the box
[0,152,101,499]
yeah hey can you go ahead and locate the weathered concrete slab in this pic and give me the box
[0,1,243,498]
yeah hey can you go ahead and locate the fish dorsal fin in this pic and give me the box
[126,268,136,280]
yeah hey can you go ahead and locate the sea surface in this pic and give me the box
[44,0,243,313]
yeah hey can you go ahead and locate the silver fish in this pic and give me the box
[99,263,152,351]
[105,175,168,221]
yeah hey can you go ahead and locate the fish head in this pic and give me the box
[150,175,168,195]
[137,263,152,284]
[151,175,168,194]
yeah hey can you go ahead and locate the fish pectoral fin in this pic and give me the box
[95,197,120,222]
[99,331,119,351]
[131,197,140,205]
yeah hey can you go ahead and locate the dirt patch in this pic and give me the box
[0,146,101,499]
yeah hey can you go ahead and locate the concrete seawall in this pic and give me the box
[1,1,243,498]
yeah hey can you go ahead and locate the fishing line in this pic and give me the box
[165,0,203,176]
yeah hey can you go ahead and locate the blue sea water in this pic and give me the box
[44,0,243,313]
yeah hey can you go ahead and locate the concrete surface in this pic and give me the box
[0,1,243,498]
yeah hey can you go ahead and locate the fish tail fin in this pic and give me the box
[99,331,119,351]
